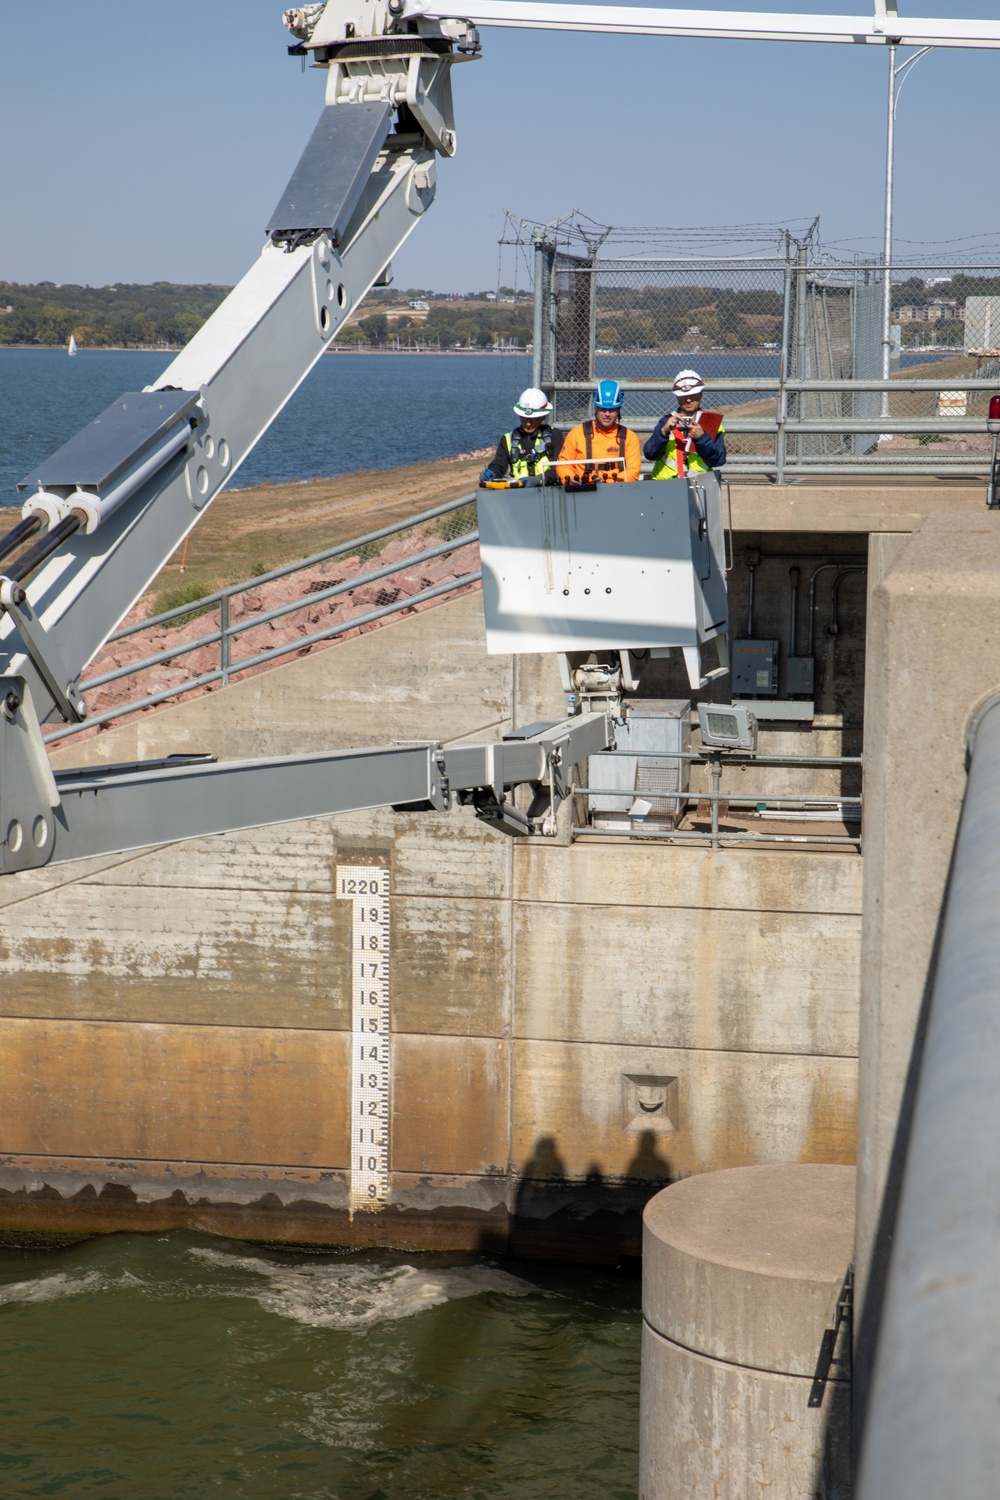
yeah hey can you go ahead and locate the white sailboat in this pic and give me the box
[67,334,77,356]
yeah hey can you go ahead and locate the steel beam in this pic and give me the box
[411,2,1000,48]
[50,744,448,866]
[23,715,611,869]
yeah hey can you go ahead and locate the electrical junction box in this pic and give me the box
[476,477,728,657]
[732,639,779,696]
[588,699,691,831]
[785,656,815,696]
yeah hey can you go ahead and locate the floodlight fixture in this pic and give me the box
[697,702,758,752]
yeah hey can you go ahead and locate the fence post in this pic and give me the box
[777,250,794,483]
[791,240,809,467]
[532,239,546,390]
[587,251,598,383]
[220,591,231,687]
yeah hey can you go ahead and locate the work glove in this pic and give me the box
[479,468,495,484]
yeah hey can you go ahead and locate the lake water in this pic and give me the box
[0,346,648,1497]
[0,1231,640,1499]
[0,347,950,507]
[0,349,533,506]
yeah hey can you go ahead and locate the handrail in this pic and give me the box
[855,695,1000,1496]
[553,378,1000,392]
[78,531,478,694]
[44,492,480,742]
[106,491,478,640]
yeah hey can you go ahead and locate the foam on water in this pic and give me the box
[0,1268,104,1306]
[188,1247,533,1330]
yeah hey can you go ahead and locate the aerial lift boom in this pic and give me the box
[0,0,610,873]
[4,0,991,874]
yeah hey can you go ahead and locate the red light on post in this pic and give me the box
[989,396,1000,434]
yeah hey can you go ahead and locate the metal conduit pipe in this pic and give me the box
[788,565,800,654]
[6,513,82,584]
[0,513,43,569]
[828,565,866,636]
[856,696,1000,1497]
[807,561,843,655]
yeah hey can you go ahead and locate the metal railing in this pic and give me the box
[532,242,1000,478]
[856,696,1000,1496]
[575,749,862,848]
[45,494,481,743]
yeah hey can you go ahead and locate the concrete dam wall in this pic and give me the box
[0,589,860,1258]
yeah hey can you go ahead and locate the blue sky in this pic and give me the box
[2,0,999,290]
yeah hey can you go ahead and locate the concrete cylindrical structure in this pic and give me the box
[641,1164,854,1500]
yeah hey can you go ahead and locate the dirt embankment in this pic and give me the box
[67,453,490,742]
[150,451,489,605]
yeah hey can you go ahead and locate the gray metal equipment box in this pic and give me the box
[476,477,728,657]
[732,639,779,696]
[785,655,815,696]
[588,700,691,831]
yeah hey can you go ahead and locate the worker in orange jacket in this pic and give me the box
[557,380,642,485]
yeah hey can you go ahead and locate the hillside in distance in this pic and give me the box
[0,281,231,348]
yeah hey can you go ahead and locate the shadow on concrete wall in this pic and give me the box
[482,1133,673,1264]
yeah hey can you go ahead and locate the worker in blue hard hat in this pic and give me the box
[557,379,642,485]
[480,387,565,485]
[644,370,726,480]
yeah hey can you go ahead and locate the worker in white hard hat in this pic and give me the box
[481,388,564,485]
[643,369,726,480]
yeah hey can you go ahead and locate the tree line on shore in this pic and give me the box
[0,282,228,347]
[10,276,968,354]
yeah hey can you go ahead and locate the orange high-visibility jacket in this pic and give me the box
[557,420,642,484]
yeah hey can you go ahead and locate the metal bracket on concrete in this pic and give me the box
[446,713,612,837]
[0,578,86,723]
[808,1263,854,1408]
[0,678,60,873]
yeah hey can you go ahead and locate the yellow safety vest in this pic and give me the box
[504,427,555,480]
[650,414,725,480]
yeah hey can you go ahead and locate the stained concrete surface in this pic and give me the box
[0,586,861,1257]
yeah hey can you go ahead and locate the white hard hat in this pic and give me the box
[673,369,704,397]
[513,387,553,420]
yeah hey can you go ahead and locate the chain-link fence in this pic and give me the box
[530,241,1000,476]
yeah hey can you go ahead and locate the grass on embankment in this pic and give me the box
[146,453,484,618]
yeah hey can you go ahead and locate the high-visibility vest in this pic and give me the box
[504,426,556,479]
[580,419,629,482]
[650,410,725,480]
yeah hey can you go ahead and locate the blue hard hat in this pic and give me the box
[593,379,623,411]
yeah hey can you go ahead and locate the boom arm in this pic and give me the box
[1,7,478,733]
[0,707,610,873]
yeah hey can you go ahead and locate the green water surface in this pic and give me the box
[0,1232,640,1499]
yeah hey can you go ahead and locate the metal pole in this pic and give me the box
[776,245,793,483]
[587,251,598,383]
[219,592,231,686]
[709,755,721,849]
[856,696,1000,1498]
[532,238,545,390]
[791,239,809,464]
[881,43,896,426]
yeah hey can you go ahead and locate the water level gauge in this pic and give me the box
[336,864,391,1214]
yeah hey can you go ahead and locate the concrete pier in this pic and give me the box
[855,510,1000,1427]
[640,1164,854,1500]
[0,586,859,1255]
